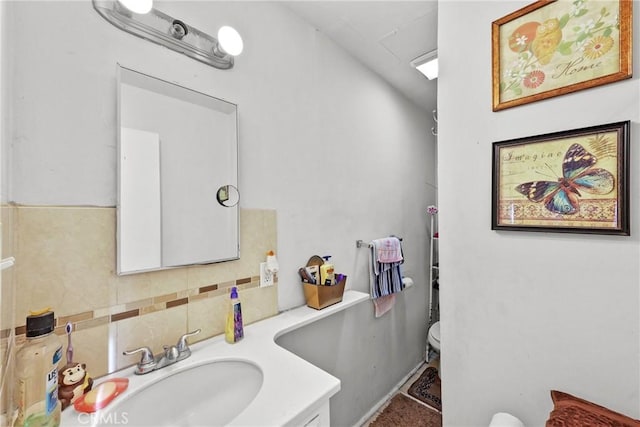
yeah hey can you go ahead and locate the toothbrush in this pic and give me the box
[66,322,74,365]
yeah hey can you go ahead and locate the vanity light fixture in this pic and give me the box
[93,0,243,69]
[411,50,438,80]
[117,0,153,15]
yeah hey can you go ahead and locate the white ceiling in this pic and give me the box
[282,1,438,112]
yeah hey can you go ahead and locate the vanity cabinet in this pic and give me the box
[295,400,330,427]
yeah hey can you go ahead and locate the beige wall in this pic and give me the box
[0,209,15,424]
[0,207,277,419]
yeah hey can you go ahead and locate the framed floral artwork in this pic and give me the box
[492,0,632,111]
[492,121,630,235]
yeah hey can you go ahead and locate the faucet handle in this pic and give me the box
[123,346,154,363]
[163,345,180,361]
[123,346,156,373]
[176,329,201,353]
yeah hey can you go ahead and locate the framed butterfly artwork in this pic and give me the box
[492,0,632,111]
[492,121,630,235]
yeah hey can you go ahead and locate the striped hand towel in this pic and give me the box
[369,239,405,300]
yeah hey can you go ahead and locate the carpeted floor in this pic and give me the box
[363,362,442,427]
[368,393,442,427]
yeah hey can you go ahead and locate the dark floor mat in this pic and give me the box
[407,366,442,411]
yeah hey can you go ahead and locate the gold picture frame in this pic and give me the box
[492,0,632,111]
[492,121,630,235]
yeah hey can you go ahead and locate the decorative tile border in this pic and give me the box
[9,275,272,339]
[111,309,139,322]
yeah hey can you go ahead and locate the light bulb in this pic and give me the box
[117,0,153,14]
[217,26,243,56]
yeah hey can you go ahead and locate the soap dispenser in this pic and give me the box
[225,287,244,343]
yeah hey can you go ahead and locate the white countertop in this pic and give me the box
[61,290,369,426]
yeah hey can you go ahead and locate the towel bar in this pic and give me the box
[356,236,403,249]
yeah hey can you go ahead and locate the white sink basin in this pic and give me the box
[104,360,263,426]
[61,292,368,427]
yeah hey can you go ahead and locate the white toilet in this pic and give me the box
[427,321,441,378]
[428,321,440,352]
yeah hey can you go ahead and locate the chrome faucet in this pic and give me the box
[123,329,201,375]
[176,329,201,361]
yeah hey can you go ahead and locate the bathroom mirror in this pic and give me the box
[117,65,239,275]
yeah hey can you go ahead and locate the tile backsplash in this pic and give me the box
[0,206,278,419]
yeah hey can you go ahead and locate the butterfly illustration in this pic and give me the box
[515,143,615,215]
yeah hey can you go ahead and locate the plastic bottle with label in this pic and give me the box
[14,309,63,427]
[320,256,335,285]
[224,287,244,343]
